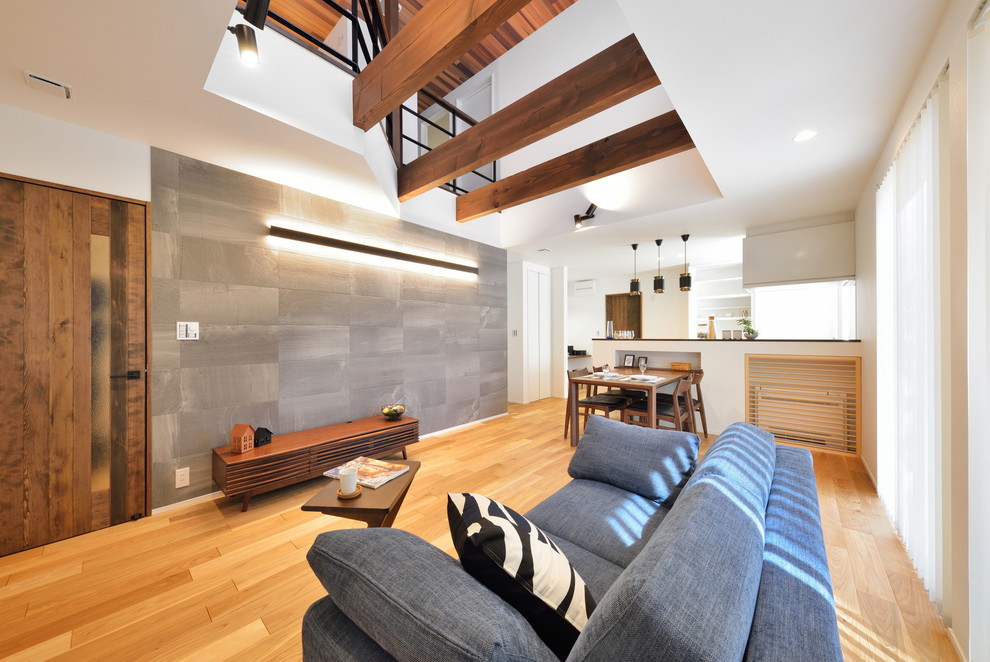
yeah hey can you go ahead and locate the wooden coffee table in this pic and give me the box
[301,460,420,528]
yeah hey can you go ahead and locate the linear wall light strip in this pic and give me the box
[268,225,479,276]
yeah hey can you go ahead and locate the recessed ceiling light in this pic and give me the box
[793,130,818,142]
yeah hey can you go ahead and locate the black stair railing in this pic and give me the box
[237,0,497,195]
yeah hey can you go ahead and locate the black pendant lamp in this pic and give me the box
[653,239,665,293]
[629,243,642,296]
[679,234,692,291]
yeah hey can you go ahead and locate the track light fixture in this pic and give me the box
[653,239,665,293]
[574,205,597,229]
[630,243,642,296]
[229,24,260,66]
[573,203,597,229]
[244,0,271,30]
[679,234,692,291]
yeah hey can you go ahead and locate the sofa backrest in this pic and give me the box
[743,446,842,661]
[567,422,777,662]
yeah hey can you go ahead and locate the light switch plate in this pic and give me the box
[176,322,200,340]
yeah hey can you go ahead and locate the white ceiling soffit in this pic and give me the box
[505,0,954,275]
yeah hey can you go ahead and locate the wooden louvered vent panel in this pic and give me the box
[745,354,861,454]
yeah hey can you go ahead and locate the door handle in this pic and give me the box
[110,370,143,380]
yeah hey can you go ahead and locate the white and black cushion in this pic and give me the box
[447,493,596,660]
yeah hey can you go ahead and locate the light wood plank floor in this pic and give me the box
[0,400,958,661]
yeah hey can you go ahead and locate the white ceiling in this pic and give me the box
[499,0,954,279]
[1,0,954,283]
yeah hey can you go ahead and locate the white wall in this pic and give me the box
[0,103,150,200]
[205,16,365,155]
[550,267,569,398]
[568,267,690,349]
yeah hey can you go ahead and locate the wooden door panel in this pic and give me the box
[72,193,94,537]
[0,178,27,555]
[49,187,77,542]
[123,201,147,522]
[22,182,53,550]
[109,199,147,526]
[0,176,147,556]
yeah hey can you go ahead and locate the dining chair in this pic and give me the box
[564,368,631,437]
[621,375,695,432]
[656,369,708,436]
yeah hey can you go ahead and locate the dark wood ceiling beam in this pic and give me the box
[397,34,660,202]
[352,0,532,131]
[454,110,695,222]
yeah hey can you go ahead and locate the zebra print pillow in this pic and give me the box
[447,493,596,659]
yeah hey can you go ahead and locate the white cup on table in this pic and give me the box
[339,466,358,494]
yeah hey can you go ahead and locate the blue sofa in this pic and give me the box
[302,418,843,661]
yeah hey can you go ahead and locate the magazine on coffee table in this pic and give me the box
[324,457,410,489]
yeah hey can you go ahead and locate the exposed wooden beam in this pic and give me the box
[455,111,695,222]
[352,0,532,131]
[397,34,660,202]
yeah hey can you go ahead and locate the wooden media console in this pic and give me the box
[212,416,419,511]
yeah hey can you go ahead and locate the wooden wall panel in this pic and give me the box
[605,293,642,339]
[0,179,26,555]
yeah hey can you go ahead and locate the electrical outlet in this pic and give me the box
[175,467,190,488]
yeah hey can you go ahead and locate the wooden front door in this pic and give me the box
[0,176,148,556]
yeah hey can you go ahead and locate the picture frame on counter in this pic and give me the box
[638,356,649,370]
[623,354,635,367]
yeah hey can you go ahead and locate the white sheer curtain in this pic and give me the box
[875,83,944,604]
[967,11,990,660]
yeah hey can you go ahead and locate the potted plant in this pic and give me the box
[737,317,759,339]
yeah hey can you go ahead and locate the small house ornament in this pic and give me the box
[254,427,273,448]
[230,424,255,454]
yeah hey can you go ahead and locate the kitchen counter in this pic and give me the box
[592,338,863,435]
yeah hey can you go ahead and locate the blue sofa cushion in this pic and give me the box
[568,415,699,504]
[448,493,596,660]
[683,421,776,510]
[306,528,558,662]
[303,596,396,662]
[544,534,624,601]
[525,479,671,568]
[569,483,768,661]
[743,446,843,661]
[568,421,778,662]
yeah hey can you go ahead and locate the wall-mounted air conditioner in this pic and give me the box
[573,279,596,296]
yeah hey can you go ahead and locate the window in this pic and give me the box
[750,280,856,339]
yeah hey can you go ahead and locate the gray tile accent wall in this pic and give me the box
[149,149,508,507]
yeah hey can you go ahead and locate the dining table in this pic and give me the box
[567,367,690,446]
